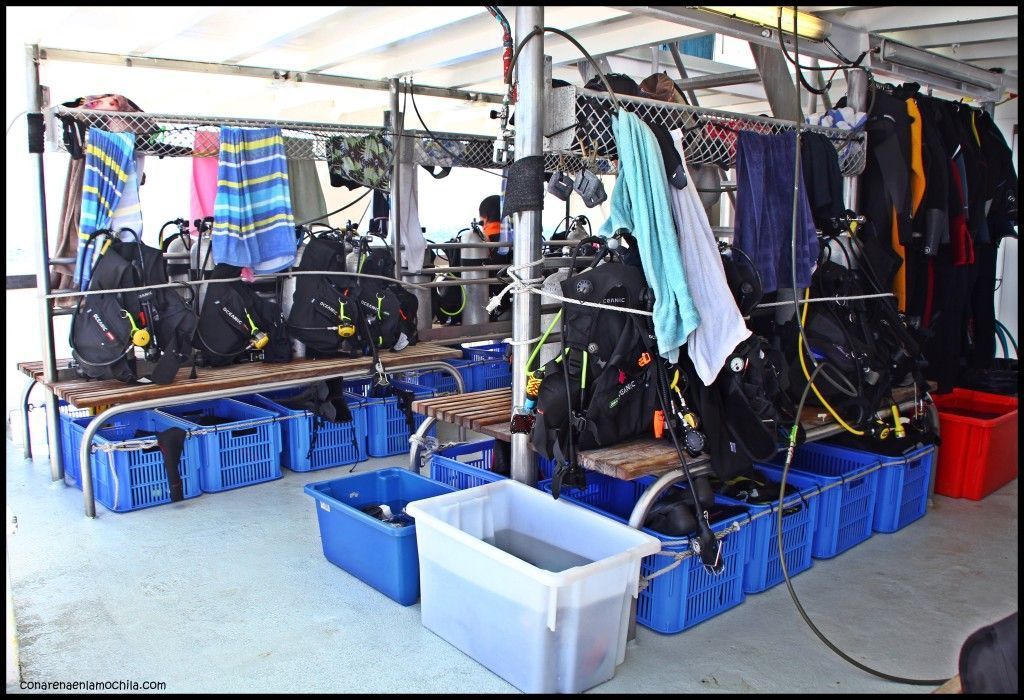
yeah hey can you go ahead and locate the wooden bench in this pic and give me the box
[21,342,465,517]
[410,384,928,482]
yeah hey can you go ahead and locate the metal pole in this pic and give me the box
[845,69,869,212]
[20,380,37,460]
[668,44,700,106]
[76,360,464,517]
[25,44,64,482]
[388,78,403,278]
[510,5,543,486]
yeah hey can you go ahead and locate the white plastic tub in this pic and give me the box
[406,480,661,694]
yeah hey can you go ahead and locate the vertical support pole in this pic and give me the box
[510,5,543,486]
[749,43,802,122]
[668,44,700,106]
[25,44,64,482]
[388,79,403,279]
[844,68,869,213]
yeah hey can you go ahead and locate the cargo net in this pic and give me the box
[556,89,866,177]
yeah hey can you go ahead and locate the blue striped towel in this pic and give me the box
[76,128,136,288]
[212,127,296,274]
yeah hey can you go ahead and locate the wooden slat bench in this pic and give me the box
[20,342,463,409]
[410,384,928,482]
[21,342,465,517]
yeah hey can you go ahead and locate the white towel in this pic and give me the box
[398,162,427,272]
[668,129,751,385]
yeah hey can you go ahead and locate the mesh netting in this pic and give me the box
[51,93,866,178]
[560,89,866,177]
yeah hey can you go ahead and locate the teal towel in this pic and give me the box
[600,110,700,363]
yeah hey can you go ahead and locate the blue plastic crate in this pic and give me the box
[56,401,91,487]
[430,440,505,489]
[240,388,368,472]
[345,379,437,457]
[716,467,820,594]
[472,356,513,391]
[158,399,283,493]
[67,410,202,512]
[305,468,456,605]
[817,441,934,534]
[762,442,880,559]
[538,472,750,634]
[400,358,477,394]
[461,340,509,362]
[537,453,556,480]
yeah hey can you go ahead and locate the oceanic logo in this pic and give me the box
[222,307,244,327]
[92,313,109,333]
[608,377,638,408]
[575,279,593,296]
[317,300,337,315]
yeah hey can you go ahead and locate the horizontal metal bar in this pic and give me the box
[49,257,76,266]
[39,47,503,104]
[676,70,762,91]
[7,275,36,290]
[696,183,737,192]
[401,264,508,276]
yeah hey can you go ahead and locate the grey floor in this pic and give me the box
[5,429,1018,694]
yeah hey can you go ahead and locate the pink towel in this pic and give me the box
[190,128,220,235]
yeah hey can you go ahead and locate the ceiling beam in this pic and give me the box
[418,14,707,88]
[816,6,1017,33]
[880,18,1020,49]
[930,40,1019,63]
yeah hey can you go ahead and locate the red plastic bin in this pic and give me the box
[931,389,1018,500]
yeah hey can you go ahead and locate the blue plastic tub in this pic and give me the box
[762,442,880,559]
[240,388,368,472]
[716,466,820,594]
[304,468,455,605]
[818,441,935,534]
[345,379,436,457]
[538,472,750,634]
[430,440,505,489]
[158,399,282,493]
[400,358,477,394]
[68,410,202,512]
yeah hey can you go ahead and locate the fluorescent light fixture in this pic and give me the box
[700,6,830,41]
[879,39,1001,91]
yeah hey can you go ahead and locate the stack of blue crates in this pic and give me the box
[239,387,369,472]
[538,472,750,634]
[429,439,505,490]
[344,378,437,457]
[461,341,512,391]
[67,410,202,512]
[158,398,283,493]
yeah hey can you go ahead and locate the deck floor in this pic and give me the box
[5,430,1018,694]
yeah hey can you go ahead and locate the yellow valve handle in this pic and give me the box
[121,310,150,347]
[338,324,356,338]
[244,310,269,350]
[681,411,698,429]
[891,404,906,438]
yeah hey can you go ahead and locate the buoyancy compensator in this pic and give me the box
[529,239,660,496]
[192,263,291,367]
[69,228,197,384]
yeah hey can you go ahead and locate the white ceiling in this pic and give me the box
[6,5,1018,133]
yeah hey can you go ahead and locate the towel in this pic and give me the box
[600,110,700,364]
[668,130,751,385]
[190,128,219,235]
[733,130,819,295]
[76,128,136,288]
[212,127,296,274]
[110,154,145,239]
[285,137,329,226]
[397,161,426,273]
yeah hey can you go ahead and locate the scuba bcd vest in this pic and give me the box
[69,228,197,385]
[529,241,659,495]
[286,229,364,357]
[351,238,420,352]
[787,254,926,433]
[192,263,291,367]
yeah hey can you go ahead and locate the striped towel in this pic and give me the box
[76,128,136,288]
[212,127,296,274]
